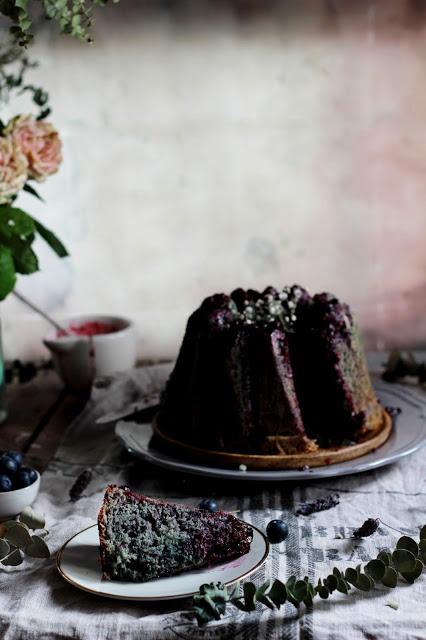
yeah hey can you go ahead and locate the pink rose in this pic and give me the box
[0,135,28,204]
[6,115,62,182]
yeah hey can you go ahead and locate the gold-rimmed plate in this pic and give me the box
[56,523,269,601]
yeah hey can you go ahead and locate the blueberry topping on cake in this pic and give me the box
[98,485,253,582]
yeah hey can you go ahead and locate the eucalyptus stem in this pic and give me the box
[193,525,426,626]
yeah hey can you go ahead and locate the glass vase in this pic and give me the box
[0,319,7,424]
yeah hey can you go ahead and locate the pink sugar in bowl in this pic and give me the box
[43,314,136,391]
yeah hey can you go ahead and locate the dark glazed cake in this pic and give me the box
[157,285,383,453]
[98,485,253,581]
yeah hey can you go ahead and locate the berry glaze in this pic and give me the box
[57,321,118,338]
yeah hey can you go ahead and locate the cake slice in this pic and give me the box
[98,485,253,582]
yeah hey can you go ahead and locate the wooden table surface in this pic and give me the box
[0,369,89,472]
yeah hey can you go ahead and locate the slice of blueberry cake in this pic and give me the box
[98,485,253,582]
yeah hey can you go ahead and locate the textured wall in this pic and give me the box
[2,0,426,360]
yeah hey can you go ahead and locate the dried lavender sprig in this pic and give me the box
[353,518,380,538]
[296,493,340,516]
[69,468,93,502]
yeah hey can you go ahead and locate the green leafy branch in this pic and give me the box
[193,527,426,626]
[0,48,50,119]
[0,205,68,300]
[0,506,50,567]
[0,0,120,48]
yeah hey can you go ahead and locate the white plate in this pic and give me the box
[57,523,268,601]
[115,381,426,481]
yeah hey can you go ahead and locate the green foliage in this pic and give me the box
[0,507,50,568]
[192,529,426,626]
[0,245,16,299]
[0,206,69,300]
[0,49,50,119]
[0,0,120,48]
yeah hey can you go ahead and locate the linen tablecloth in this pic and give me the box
[1,359,426,640]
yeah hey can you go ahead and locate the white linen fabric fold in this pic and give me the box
[1,359,426,640]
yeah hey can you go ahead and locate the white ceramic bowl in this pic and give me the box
[43,314,137,391]
[0,471,40,520]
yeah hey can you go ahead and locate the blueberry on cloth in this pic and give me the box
[266,520,289,544]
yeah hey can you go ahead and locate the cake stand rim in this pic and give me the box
[152,408,392,470]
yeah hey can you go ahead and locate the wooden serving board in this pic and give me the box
[153,409,392,470]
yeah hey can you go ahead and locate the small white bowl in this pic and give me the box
[43,314,137,391]
[0,472,40,520]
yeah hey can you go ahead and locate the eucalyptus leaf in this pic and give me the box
[317,585,329,599]
[1,548,23,566]
[0,538,10,560]
[392,549,416,574]
[286,576,296,590]
[345,567,358,586]
[420,525,426,540]
[396,536,418,556]
[4,522,32,548]
[336,578,350,594]
[265,579,286,608]
[365,559,386,581]
[292,580,308,603]
[303,580,315,606]
[377,550,391,566]
[19,506,45,531]
[256,581,281,611]
[419,539,426,563]
[400,559,423,584]
[381,566,398,588]
[25,535,50,559]
[323,574,338,592]
[242,582,256,611]
[355,573,373,592]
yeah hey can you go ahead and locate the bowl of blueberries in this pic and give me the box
[0,451,40,518]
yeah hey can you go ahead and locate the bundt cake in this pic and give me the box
[98,485,253,581]
[157,285,384,454]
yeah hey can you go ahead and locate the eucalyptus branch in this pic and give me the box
[1,0,120,48]
[0,506,50,569]
[0,48,49,116]
[192,526,426,626]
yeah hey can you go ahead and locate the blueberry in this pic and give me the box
[266,519,289,544]
[0,474,13,492]
[14,470,32,489]
[20,467,37,484]
[0,455,18,476]
[5,451,23,468]
[199,498,218,513]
